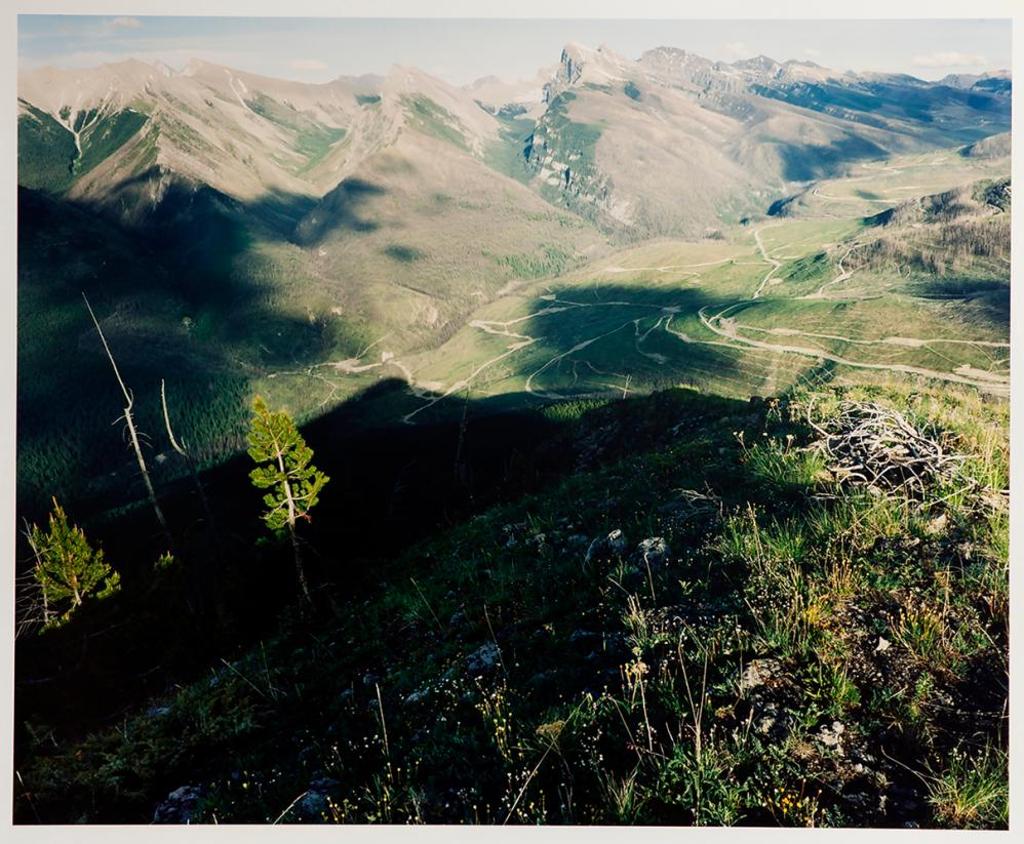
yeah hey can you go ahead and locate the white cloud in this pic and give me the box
[803,48,821,58]
[912,51,988,69]
[289,58,328,71]
[108,17,143,31]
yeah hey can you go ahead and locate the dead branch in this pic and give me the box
[16,520,50,638]
[83,293,173,549]
[161,379,216,530]
[807,400,975,498]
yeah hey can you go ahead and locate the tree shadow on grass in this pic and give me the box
[909,276,1010,327]
[12,370,753,761]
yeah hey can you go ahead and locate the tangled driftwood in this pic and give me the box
[807,400,972,497]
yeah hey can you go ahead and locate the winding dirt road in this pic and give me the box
[695,305,1008,397]
[752,226,783,299]
[275,219,1010,420]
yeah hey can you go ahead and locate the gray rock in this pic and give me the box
[404,686,431,706]
[842,792,874,813]
[466,642,501,674]
[566,534,589,550]
[153,785,203,824]
[817,720,846,749]
[607,529,628,554]
[751,701,790,740]
[502,522,527,548]
[584,529,628,565]
[739,658,782,693]
[296,777,342,821]
[527,669,560,689]
[145,704,172,718]
[297,791,329,819]
[636,537,670,567]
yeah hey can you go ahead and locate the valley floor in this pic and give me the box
[255,148,1009,429]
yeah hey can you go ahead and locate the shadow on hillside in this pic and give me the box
[910,276,1011,327]
[778,134,888,182]
[17,175,389,518]
[512,282,743,394]
[292,177,386,244]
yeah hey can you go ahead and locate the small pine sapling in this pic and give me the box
[28,499,121,629]
[247,396,330,604]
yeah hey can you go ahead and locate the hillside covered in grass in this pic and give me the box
[14,381,1008,828]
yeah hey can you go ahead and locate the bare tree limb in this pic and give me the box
[83,292,173,549]
[161,379,216,531]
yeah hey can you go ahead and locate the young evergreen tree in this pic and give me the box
[247,396,329,604]
[29,498,121,629]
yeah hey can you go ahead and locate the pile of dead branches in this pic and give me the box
[807,400,972,497]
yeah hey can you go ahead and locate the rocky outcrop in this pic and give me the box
[524,91,618,227]
[153,785,203,824]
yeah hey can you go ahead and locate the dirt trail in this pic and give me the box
[803,242,865,299]
[602,256,735,274]
[733,324,1009,350]
[751,226,783,299]
[812,188,903,204]
[525,319,639,399]
[696,306,1009,396]
[274,213,1009,421]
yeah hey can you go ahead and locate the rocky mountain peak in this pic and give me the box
[548,41,631,101]
[732,54,783,77]
[558,42,590,85]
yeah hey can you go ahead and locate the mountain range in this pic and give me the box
[19,42,1011,236]
[16,42,1011,516]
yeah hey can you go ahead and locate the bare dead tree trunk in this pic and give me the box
[23,519,51,624]
[454,387,472,497]
[83,293,173,550]
[161,379,216,530]
[288,524,313,606]
[162,379,228,620]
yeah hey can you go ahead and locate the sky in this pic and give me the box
[17,16,1012,84]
